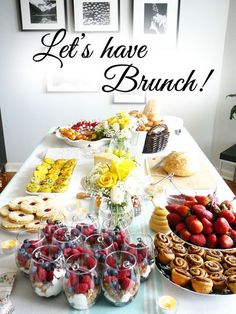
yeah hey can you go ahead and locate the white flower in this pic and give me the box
[112,122,120,133]
[110,186,125,204]
[119,128,132,139]
[102,120,109,130]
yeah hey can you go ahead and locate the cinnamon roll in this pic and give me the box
[172,243,187,258]
[222,249,236,256]
[223,255,236,270]
[188,245,205,257]
[157,247,175,265]
[154,232,172,249]
[187,254,204,268]
[204,261,223,275]
[170,257,189,270]
[209,272,226,293]
[191,276,213,294]
[171,268,191,286]
[205,250,223,263]
[169,232,185,245]
[224,267,236,277]
[226,275,236,293]
[189,267,208,278]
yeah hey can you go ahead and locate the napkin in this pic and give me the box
[0,268,17,314]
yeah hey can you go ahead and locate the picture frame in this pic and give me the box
[133,0,180,48]
[73,0,119,32]
[19,0,66,30]
[113,90,146,104]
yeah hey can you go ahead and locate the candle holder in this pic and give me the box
[157,295,178,314]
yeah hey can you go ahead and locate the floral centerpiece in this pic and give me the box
[82,151,137,226]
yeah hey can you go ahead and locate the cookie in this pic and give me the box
[36,201,66,219]
[8,211,34,224]
[20,196,45,214]
[0,205,10,217]
[1,217,24,230]
[25,219,42,230]
[8,197,29,210]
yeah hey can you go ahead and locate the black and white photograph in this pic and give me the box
[20,0,65,30]
[29,0,57,24]
[83,2,110,26]
[133,0,180,48]
[74,0,119,32]
[144,3,167,34]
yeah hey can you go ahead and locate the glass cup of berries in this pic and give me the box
[124,233,155,282]
[29,245,65,297]
[101,218,128,251]
[15,229,45,275]
[40,215,66,244]
[84,233,114,271]
[63,253,100,310]
[52,226,84,259]
[102,251,140,306]
[74,214,100,240]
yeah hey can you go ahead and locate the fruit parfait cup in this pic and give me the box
[84,233,114,271]
[40,215,66,244]
[29,245,65,297]
[103,251,140,306]
[15,229,45,275]
[75,214,100,240]
[64,253,100,310]
[124,233,155,282]
[101,218,128,251]
[52,226,84,259]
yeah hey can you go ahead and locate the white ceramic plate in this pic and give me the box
[55,128,111,148]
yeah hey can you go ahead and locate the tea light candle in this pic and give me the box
[0,240,16,254]
[158,295,178,314]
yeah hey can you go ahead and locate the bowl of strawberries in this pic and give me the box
[165,190,236,250]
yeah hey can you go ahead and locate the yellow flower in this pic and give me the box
[98,172,117,188]
[110,159,135,181]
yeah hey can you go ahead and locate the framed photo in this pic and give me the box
[74,0,119,32]
[113,90,146,104]
[19,0,66,30]
[133,0,180,48]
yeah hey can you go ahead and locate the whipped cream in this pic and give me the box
[34,269,65,297]
[68,294,88,310]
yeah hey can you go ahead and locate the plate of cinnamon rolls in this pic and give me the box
[154,232,236,295]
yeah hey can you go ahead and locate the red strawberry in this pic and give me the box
[189,219,203,234]
[180,228,191,242]
[195,195,210,206]
[190,234,206,247]
[165,204,180,213]
[218,234,233,249]
[206,233,217,248]
[175,205,190,217]
[220,200,234,211]
[185,215,197,227]
[219,209,235,224]
[228,228,236,240]
[81,275,93,289]
[210,204,221,216]
[192,204,206,219]
[231,213,236,226]
[183,195,197,207]
[74,283,89,294]
[175,222,186,233]
[37,267,47,282]
[201,218,213,235]
[201,210,213,221]
[167,213,182,228]
[213,217,230,234]
[120,277,131,290]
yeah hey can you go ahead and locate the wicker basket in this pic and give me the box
[142,124,169,153]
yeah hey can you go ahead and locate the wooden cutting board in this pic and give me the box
[145,155,217,190]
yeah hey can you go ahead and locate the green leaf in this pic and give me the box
[230,105,236,120]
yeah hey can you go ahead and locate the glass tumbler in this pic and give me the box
[52,226,84,259]
[75,214,100,239]
[101,218,128,250]
[29,245,65,297]
[64,253,100,310]
[15,229,45,275]
[124,233,154,281]
[102,251,140,306]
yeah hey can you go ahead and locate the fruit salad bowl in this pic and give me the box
[165,190,236,250]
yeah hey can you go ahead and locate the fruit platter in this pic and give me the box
[165,191,236,250]
[55,120,111,148]
[155,232,236,295]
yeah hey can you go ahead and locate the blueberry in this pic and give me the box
[67,286,74,294]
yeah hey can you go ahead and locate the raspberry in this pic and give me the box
[120,277,131,290]
[69,273,78,286]
[37,267,47,282]
[81,275,93,288]
[87,256,96,269]
[74,283,89,294]
[47,270,54,282]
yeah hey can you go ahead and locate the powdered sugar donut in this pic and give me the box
[20,196,45,214]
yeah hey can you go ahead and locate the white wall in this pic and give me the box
[211,0,236,180]
[0,0,231,170]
